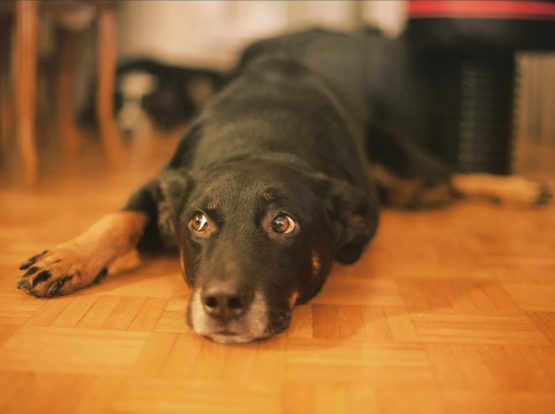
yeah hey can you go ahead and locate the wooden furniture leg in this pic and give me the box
[56,28,82,156]
[15,1,39,186]
[97,5,124,165]
[0,14,12,150]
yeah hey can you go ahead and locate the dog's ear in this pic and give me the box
[155,168,194,247]
[325,178,380,264]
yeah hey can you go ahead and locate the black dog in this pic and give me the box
[17,29,549,343]
[80,58,224,139]
[18,55,379,343]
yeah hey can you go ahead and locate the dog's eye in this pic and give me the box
[272,214,296,234]
[190,213,208,232]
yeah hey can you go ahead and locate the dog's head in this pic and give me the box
[156,158,378,343]
[113,68,220,139]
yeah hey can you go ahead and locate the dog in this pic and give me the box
[80,58,224,140]
[17,28,550,343]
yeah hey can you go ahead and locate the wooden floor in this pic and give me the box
[1,136,555,414]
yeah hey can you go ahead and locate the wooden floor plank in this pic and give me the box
[0,326,149,375]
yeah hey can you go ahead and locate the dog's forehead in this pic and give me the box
[195,164,310,210]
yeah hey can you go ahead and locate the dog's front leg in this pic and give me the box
[16,211,148,297]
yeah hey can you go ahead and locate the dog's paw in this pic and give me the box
[535,183,552,206]
[452,175,552,208]
[500,179,551,207]
[16,245,107,297]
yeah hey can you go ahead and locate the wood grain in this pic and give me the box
[1,135,554,414]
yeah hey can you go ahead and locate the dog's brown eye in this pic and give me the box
[190,213,208,232]
[272,214,296,234]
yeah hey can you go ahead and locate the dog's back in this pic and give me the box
[236,29,372,114]
[168,56,369,189]
[233,28,451,204]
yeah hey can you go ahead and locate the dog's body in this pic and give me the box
[236,28,453,206]
[18,28,550,343]
[20,55,379,343]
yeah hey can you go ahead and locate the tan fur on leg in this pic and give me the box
[452,174,551,207]
[371,165,455,209]
[108,248,141,275]
[17,212,148,297]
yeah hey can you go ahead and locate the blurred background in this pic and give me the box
[0,0,553,186]
[119,1,406,65]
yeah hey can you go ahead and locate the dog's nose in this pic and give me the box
[201,281,254,322]
[121,128,134,140]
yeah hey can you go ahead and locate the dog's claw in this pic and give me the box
[23,266,39,277]
[31,270,51,288]
[16,279,30,290]
[94,268,108,284]
[46,275,73,297]
[19,260,33,270]
[19,250,48,270]
[46,280,62,297]
[536,184,552,206]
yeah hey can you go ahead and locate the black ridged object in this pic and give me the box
[433,53,516,175]
[406,0,555,175]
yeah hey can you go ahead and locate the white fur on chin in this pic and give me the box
[190,288,269,344]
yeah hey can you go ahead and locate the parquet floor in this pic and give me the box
[1,136,555,414]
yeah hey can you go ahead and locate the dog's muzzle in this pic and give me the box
[187,279,269,344]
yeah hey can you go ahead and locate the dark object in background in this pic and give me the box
[80,58,224,139]
[431,53,516,175]
[406,0,555,174]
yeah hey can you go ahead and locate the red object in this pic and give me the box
[408,1,555,21]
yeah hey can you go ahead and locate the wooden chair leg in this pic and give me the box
[56,28,83,156]
[15,0,39,186]
[0,15,13,151]
[96,5,124,165]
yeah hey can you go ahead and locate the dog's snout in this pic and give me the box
[121,127,135,140]
[201,281,254,322]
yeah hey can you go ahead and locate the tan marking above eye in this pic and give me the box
[206,200,218,211]
[289,291,299,309]
[179,250,186,274]
[311,249,321,277]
